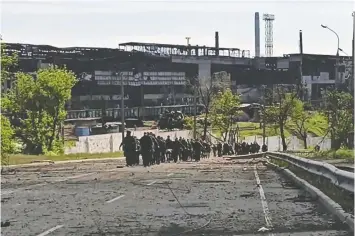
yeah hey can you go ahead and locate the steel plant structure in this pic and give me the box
[2,33,352,112]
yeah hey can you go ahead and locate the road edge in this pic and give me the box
[4,156,125,168]
[265,161,354,233]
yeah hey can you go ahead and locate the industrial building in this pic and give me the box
[2,12,352,110]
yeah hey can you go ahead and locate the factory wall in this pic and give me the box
[65,129,191,154]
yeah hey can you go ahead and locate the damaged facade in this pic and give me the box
[2,42,352,110]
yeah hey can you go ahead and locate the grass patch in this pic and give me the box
[3,151,124,166]
[212,118,327,140]
[237,122,291,138]
[143,120,156,127]
[212,122,291,139]
[293,149,354,162]
[311,149,354,161]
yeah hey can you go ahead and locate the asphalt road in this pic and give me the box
[1,157,352,236]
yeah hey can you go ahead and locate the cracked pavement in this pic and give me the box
[1,157,352,236]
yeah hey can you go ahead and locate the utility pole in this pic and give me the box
[262,86,266,146]
[299,30,304,100]
[321,24,340,89]
[139,71,145,121]
[120,73,125,140]
[193,85,197,139]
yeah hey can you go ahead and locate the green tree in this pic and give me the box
[4,66,77,154]
[1,115,15,165]
[289,99,312,149]
[264,85,298,151]
[1,42,17,164]
[1,43,18,84]
[323,89,354,150]
[210,88,240,142]
[193,72,231,141]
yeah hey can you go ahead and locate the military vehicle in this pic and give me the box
[158,110,184,130]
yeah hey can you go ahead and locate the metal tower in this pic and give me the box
[263,14,275,57]
[254,12,260,57]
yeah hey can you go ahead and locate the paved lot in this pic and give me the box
[1,157,352,236]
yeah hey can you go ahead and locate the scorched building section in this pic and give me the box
[2,43,199,109]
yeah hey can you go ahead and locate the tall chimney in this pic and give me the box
[299,30,303,55]
[254,12,260,57]
[215,31,219,56]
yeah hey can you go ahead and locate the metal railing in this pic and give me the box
[266,152,354,193]
[228,151,354,193]
[228,151,354,231]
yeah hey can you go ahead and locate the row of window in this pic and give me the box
[94,71,186,76]
[97,81,186,86]
[95,75,186,81]
[78,95,130,101]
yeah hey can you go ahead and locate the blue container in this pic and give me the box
[75,126,90,137]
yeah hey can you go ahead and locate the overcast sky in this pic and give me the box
[1,0,354,57]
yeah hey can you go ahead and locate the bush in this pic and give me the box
[333,149,354,159]
[1,115,15,165]
[183,116,194,130]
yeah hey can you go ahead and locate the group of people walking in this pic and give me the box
[120,131,268,167]
[211,141,268,157]
[120,131,212,167]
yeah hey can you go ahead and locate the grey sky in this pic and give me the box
[1,0,354,56]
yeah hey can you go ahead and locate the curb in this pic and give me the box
[265,161,354,232]
[226,153,264,160]
[5,156,125,168]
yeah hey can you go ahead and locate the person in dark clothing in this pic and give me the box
[252,142,260,153]
[241,142,247,155]
[181,138,188,161]
[262,144,268,152]
[172,138,182,163]
[314,145,320,152]
[246,143,251,154]
[158,136,166,163]
[250,142,255,153]
[192,139,204,161]
[212,144,217,157]
[151,133,160,165]
[140,132,153,167]
[133,136,140,165]
[178,137,184,161]
[217,142,222,157]
[202,141,211,158]
[228,144,234,155]
[165,136,174,162]
[235,143,242,155]
[222,143,229,156]
[186,139,193,161]
[119,131,136,166]
[148,133,156,165]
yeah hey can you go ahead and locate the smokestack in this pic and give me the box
[299,30,303,55]
[255,12,260,57]
[215,31,219,56]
